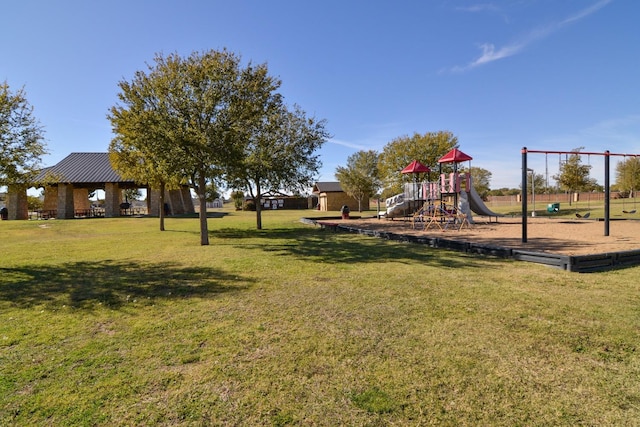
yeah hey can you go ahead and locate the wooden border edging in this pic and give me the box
[301,217,640,273]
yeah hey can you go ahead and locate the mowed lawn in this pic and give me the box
[1,208,639,426]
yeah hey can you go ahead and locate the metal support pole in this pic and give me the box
[522,147,528,243]
[604,151,610,236]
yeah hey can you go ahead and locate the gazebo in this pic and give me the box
[7,152,195,220]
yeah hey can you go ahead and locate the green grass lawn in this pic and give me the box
[1,207,639,425]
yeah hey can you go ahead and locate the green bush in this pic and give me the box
[243,199,256,211]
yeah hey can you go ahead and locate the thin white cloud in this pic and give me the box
[456,3,510,24]
[561,0,613,25]
[469,42,525,67]
[451,0,613,72]
[580,114,640,148]
[537,114,640,158]
[328,121,408,152]
[327,138,369,150]
[456,4,500,14]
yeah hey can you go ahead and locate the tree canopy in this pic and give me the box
[227,103,329,229]
[335,150,381,211]
[468,166,492,200]
[109,49,279,243]
[615,157,640,197]
[378,131,458,198]
[0,81,47,186]
[552,148,597,202]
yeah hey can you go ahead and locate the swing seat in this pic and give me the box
[575,212,590,219]
[623,209,637,214]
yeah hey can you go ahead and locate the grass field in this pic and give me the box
[1,207,639,425]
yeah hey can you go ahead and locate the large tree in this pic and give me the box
[615,157,640,197]
[335,150,381,212]
[109,50,277,244]
[378,131,458,198]
[0,81,47,186]
[227,101,328,229]
[468,166,492,200]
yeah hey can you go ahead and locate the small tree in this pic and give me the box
[124,189,142,202]
[616,157,640,198]
[27,194,43,211]
[553,148,593,205]
[227,103,329,229]
[205,181,221,203]
[0,81,47,186]
[230,190,244,210]
[520,172,546,195]
[109,134,183,232]
[335,150,381,212]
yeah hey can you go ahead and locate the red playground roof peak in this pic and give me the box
[401,160,431,174]
[438,148,473,163]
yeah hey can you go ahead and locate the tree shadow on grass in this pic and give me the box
[0,260,251,309]
[212,227,495,270]
[168,212,229,219]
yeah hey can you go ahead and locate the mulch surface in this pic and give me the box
[341,216,640,256]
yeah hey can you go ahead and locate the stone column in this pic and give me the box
[148,189,161,216]
[41,186,58,219]
[104,183,121,218]
[181,186,195,214]
[73,188,90,211]
[167,189,184,215]
[57,184,75,219]
[43,186,58,210]
[7,185,28,220]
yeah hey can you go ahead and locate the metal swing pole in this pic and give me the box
[604,151,610,236]
[522,147,528,243]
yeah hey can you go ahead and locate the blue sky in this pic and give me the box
[2,0,638,190]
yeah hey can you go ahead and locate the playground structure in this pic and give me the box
[385,173,500,221]
[384,148,501,223]
[307,147,640,272]
[521,147,640,243]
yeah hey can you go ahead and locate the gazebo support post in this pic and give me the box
[7,185,28,220]
[57,183,75,219]
[104,183,121,218]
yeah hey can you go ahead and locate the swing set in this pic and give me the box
[575,152,592,219]
[521,147,640,243]
[621,154,638,214]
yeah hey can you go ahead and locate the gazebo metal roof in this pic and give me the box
[34,153,136,187]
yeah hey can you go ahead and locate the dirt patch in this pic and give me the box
[340,216,640,256]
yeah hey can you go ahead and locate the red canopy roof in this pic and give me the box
[438,148,473,163]
[401,160,431,174]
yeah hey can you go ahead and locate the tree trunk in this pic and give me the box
[198,174,210,245]
[255,181,262,230]
[159,181,165,231]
